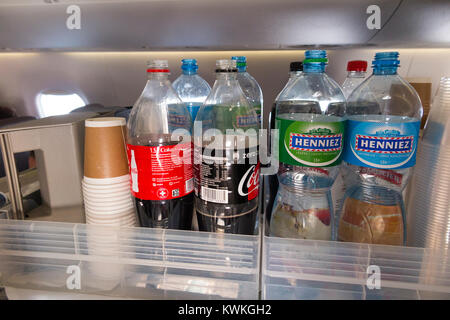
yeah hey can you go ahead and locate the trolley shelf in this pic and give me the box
[1,219,449,299]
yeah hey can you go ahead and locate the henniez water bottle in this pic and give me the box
[270,50,346,240]
[194,59,260,235]
[265,61,303,224]
[231,56,263,127]
[172,59,211,122]
[341,60,368,98]
[339,52,423,245]
[126,59,194,230]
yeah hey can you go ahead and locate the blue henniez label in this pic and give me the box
[343,118,421,169]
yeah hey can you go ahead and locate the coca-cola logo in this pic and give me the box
[238,164,260,197]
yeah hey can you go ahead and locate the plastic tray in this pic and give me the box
[0,219,260,299]
[1,218,450,300]
[262,235,450,300]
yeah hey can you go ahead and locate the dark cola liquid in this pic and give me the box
[135,193,194,230]
[194,144,259,235]
[195,200,258,235]
[129,133,194,231]
[265,103,279,224]
[265,175,279,224]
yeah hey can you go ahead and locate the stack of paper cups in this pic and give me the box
[82,117,136,289]
[82,117,137,228]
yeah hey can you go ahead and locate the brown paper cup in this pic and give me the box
[84,117,129,179]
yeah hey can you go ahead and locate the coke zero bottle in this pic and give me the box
[194,59,260,235]
[126,59,194,230]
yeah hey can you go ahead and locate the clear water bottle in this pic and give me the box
[231,56,263,127]
[341,60,368,98]
[126,59,194,230]
[332,60,368,223]
[172,59,211,122]
[339,52,423,245]
[270,50,346,240]
[194,59,260,235]
[265,61,303,224]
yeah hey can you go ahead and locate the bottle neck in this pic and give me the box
[373,67,398,75]
[347,71,366,78]
[289,71,303,78]
[303,63,325,73]
[147,72,170,80]
[216,72,238,81]
[182,70,198,76]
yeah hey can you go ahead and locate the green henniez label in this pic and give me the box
[276,117,345,167]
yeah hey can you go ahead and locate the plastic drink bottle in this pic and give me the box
[231,56,263,127]
[339,52,423,245]
[173,59,211,122]
[126,60,194,229]
[194,59,260,235]
[341,60,368,98]
[332,60,368,221]
[265,61,303,224]
[270,50,346,240]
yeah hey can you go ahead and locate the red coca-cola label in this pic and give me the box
[127,143,193,201]
[238,163,260,201]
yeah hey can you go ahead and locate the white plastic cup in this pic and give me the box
[82,186,131,195]
[82,181,130,190]
[86,215,136,226]
[85,206,135,216]
[83,197,133,208]
[83,192,132,201]
[85,208,135,218]
[83,174,129,185]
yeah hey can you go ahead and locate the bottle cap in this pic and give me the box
[181,58,198,73]
[372,52,400,68]
[147,59,170,73]
[216,59,237,73]
[304,50,328,63]
[303,50,328,73]
[231,56,247,69]
[347,60,368,72]
[289,61,303,72]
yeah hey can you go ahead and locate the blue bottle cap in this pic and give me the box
[372,52,400,68]
[303,50,327,73]
[231,56,247,71]
[304,50,327,60]
[181,59,198,74]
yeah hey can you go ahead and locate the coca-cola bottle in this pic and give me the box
[126,59,194,230]
[194,59,260,235]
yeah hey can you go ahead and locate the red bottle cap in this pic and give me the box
[347,60,368,72]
